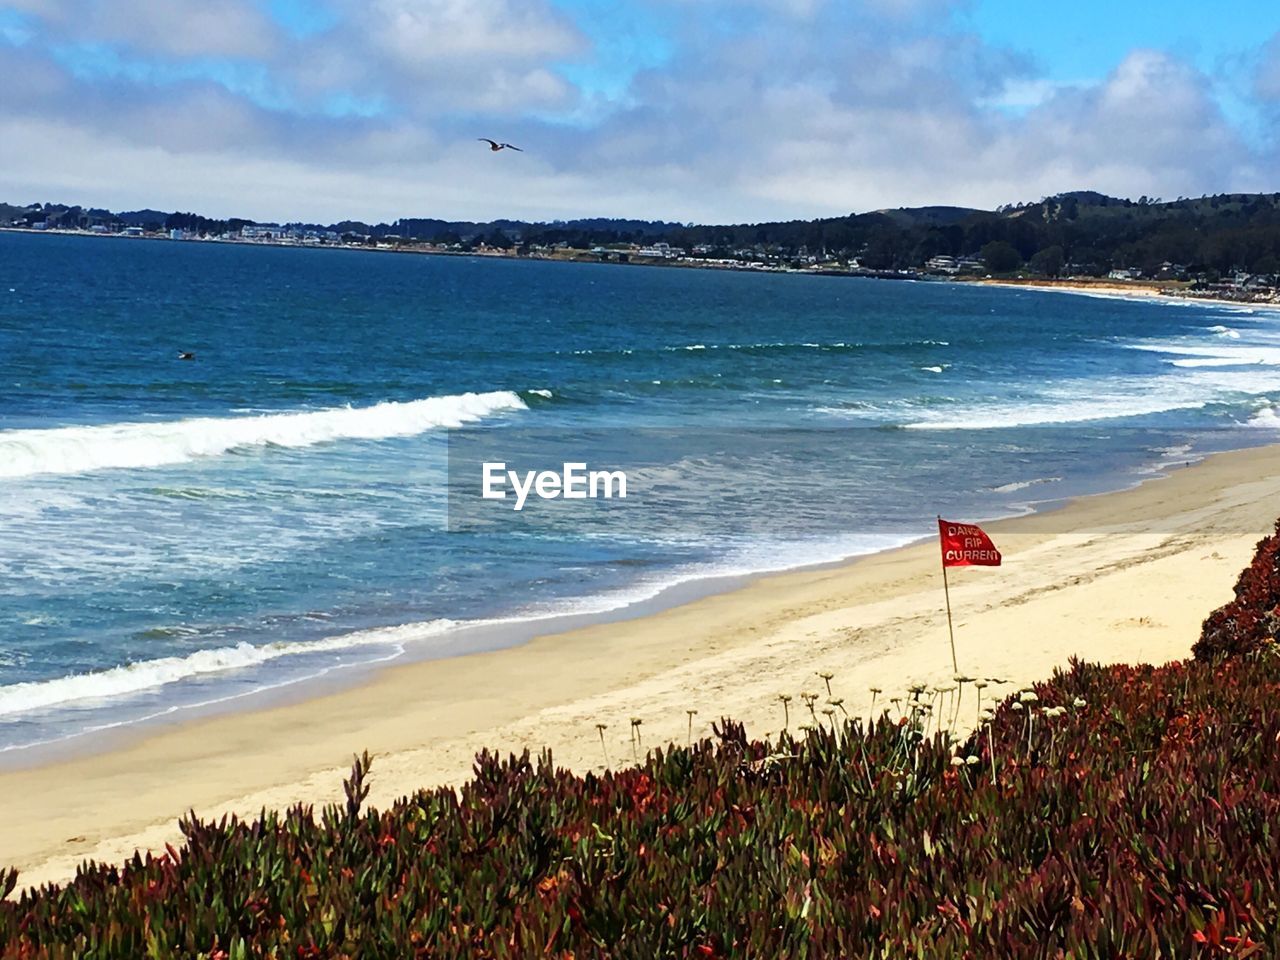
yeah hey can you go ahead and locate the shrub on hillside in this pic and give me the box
[4,653,1280,958]
[1194,518,1280,661]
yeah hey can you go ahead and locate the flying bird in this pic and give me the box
[478,138,523,152]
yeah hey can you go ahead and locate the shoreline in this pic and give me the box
[977,277,1280,311]
[0,434,1224,768]
[4,241,1272,773]
[4,441,1280,890]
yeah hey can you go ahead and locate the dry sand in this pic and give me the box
[4,443,1280,890]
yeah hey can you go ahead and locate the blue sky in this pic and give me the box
[962,0,1280,134]
[1,0,1277,223]
[966,0,1279,78]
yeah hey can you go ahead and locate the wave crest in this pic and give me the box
[0,391,527,479]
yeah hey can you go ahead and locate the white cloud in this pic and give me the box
[1255,32,1280,102]
[280,0,587,115]
[660,0,825,18]
[1002,51,1265,200]
[562,33,1265,218]
[0,3,1271,223]
[0,111,728,223]
[979,77,1069,111]
[7,0,280,59]
[358,0,583,62]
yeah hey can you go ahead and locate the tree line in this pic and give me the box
[6,191,1280,278]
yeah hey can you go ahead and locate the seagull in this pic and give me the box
[478,138,523,152]
[177,351,195,360]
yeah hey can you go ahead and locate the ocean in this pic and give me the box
[1,230,1277,754]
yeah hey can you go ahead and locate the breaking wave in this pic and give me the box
[0,391,527,479]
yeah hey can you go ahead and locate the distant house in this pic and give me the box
[1230,273,1262,290]
[636,242,676,259]
[1108,268,1140,281]
[926,256,959,274]
[123,226,144,237]
[241,224,284,240]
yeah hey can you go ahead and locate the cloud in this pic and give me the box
[6,0,280,59]
[658,0,825,18]
[270,0,589,116]
[0,0,1272,223]
[560,19,1264,218]
[1255,32,1280,103]
[999,51,1265,201]
[357,0,583,62]
[979,77,1067,111]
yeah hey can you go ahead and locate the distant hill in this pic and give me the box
[870,205,986,227]
[390,216,683,243]
[3,192,1279,278]
[116,209,171,227]
[0,203,37,225]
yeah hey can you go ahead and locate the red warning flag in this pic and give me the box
[938,518,1002,568]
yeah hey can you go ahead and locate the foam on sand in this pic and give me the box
[0,391,527,479]
[0,620,459,720]
[989,477,1062,493]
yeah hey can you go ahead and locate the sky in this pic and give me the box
[1,0,1279,225]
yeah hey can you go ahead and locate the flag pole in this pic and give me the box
[939,516,958,674]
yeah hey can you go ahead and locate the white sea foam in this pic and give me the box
[901,400,1201,430]
[1247,405,1280,429]
[527,388,554,398]
[0,391,527,479]
[0,620,458,718]
[1170,357,1271,368]
[1134,343,1280,367]
[920,365,946,374]
[898,364,1280,430]
[990,477,1062,493]
[0,529,922,726]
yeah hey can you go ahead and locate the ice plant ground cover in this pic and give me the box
[4,527,1280,959]
[2,651,1279,958]
[1195,518,1280,662]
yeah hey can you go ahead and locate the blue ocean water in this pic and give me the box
[1,230,1278,752]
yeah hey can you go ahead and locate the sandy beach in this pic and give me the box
[979,277,1280,310]
[4,442,1280,891]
